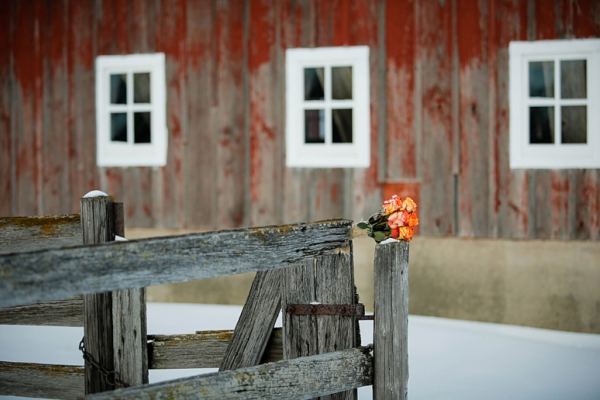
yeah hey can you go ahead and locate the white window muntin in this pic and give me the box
[96,53,167,167]
[286,46,370,168]
[509,39,600,169]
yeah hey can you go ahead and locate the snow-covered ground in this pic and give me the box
[1,303,600,400]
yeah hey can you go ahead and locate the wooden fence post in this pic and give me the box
[373,241,409,400]
[283,243,359,400]
[80,195,148,394]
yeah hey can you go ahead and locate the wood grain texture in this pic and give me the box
[214,0,247,229]
[154,0,186,229]
[220,269,282,370]
[494,0,529,239]
[0,0,13,218]
[112,287,148,387]
[67,0,97,209]
[0,362,84,400]
[81,197,148,392]
[41,0,70,215]
[373,241,409,400]
[81,196,116,394]
[418,0,455,236]
[0,214,81,254]
[183,0,217,229]
[149,328,283,369]
[12,0,42,217]
[283,245,358,400]
[0,296,83,326]
[248,0,282,227]
[385,0,417,181]
[85,347,373,400]
[0,219,352,308]
[456,0,490,237]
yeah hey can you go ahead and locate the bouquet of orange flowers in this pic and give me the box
[357,195,419,243]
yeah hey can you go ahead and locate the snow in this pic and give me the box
[115,235,128,242]
[82,190,108,198]
[379,238,400,245]
[1,303,599,400]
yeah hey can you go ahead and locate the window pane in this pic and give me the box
[561,106,587,144]
[110,74,127,104]
[561,60,586,99]
[529,106,554,144]
[332,109,353,143]
[332,66,352,100]
[134,73,151,103]
[304,109,325,143]
[111,113,127,142]
[304,68,325,101]
[529,61,554,98]
[134,112,152,143]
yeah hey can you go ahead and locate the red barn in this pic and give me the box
[1,0,599,332]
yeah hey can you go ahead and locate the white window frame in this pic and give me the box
[509,39,600,169]
[285,46,370,168]
[96,53,167,167]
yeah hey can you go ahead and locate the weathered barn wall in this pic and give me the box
[1,0,599,240]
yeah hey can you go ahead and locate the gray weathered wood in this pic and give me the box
[149,328,283,369]
[112,287,148,387]
[0,214,81,254]
[81,196,148,393]
[0,219,352,308]
[85,347,373,400]
[220,269,282,370]
[82,195,116,394]
[0,361,84,400]
[373,241,409,400]
[111,201,149,388]
[283,245,359,400]
[0,295,83,326]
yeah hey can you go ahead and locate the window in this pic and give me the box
[285,46,370,168]
[96,53,167,167]
[509,39,600,169]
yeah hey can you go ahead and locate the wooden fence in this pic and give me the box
[0,194,409,399]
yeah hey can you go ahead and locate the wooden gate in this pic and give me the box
[0,193,409,399]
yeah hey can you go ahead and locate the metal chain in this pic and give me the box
[79,338,130,388]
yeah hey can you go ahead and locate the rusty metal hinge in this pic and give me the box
[285,303,374,320]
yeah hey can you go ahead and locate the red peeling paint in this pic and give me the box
[249,0,274,71]
[535,0,557,40]
[386,0,417,180]
[457,0,483,62]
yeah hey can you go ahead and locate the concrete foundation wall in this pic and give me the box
[128,228,600,334]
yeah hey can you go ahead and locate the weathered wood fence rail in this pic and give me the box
[0,194,409,399]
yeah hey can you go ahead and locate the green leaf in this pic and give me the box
[357,222,368,229]
[373,231,386,242]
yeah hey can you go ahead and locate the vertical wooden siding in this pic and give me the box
[1,0,599,240]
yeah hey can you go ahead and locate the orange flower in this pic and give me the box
[382,195,403,216]
[388,210,408,230]
[402,197,417,213]
[407,212,419,227]
[397,226,413,241]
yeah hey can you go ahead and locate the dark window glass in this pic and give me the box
[332,109,353,143]
[134,112,152,143]
[304,109,325,143]
[110,74,127,104]
[561,60,586,99]
[134,73,151,103]
[561,106,587,144]
[111,113,127,142]
[332,66,352,100]
[529,106,554,144]
[529,61,554,98]
[304,68,325,101]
